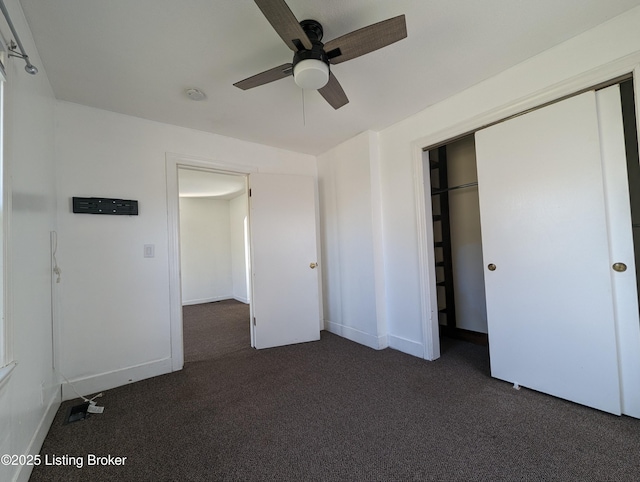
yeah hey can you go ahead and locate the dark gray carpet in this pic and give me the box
[182,300,250,362]
[30,325,640,481]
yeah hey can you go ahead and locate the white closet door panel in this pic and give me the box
[597,84,640,418]
[475,91,621,414]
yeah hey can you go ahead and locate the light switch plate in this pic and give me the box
[144,244,155,258]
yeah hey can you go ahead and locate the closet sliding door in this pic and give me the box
[475,87,637,415]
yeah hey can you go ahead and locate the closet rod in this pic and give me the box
[0,0,37,74]
[432,181,478,196]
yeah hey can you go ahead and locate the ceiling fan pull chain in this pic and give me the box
[302,88,306,126]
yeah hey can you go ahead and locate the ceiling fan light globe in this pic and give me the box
[293,59,329,90]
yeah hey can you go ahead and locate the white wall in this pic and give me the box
[317,131,387,349]
[179,193,248,305]
[54,101,315,398]
[230,194,249,303]
[374,6,640,357]
[0,1,60,481]
[179,197,232,305]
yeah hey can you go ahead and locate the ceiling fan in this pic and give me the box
[233,0,407,109]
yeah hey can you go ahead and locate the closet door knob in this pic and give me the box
[487,264,496,271]
[612,262,627,272]
[309,262,317,269]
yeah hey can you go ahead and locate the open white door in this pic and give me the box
[249,172,321,349]
[475,90,623,414]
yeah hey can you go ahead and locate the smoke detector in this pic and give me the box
[185,88,206,101]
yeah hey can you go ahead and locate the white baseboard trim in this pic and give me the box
[61,358,173,401]
[182,295,233,306]
[325,320,388,350]
[388,335,425,358]
[233,296,250,304]
[15,389,61,482]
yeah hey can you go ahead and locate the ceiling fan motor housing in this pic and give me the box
[292,19,330,90]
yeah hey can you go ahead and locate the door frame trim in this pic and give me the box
[412,53,640,361]
[165,152,256,371]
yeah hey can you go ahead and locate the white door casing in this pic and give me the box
[249,172,321,349]
[475,90,622,414]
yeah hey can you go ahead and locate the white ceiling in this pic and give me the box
[19,0,640,156]
[178,169,246,200]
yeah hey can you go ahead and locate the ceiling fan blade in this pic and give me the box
[324,14,407,65]
[318,72,349,109]
[233,63,293,90]
[254,0,313,51]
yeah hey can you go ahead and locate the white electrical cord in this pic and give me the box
[51,231,61,283]
[51,233,103,413]
[59,371,105,413]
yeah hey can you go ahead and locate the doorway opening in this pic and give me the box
[424,135,489,350]
[177,167,251,362]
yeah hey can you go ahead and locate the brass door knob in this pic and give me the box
[613,262,627,272]
[488,263,496,271]
[309,262,318,269]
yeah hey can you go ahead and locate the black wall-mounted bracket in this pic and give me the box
[72,197,139,215]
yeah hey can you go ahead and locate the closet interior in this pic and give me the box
[427,135,488,345]
[621,79,640,306]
